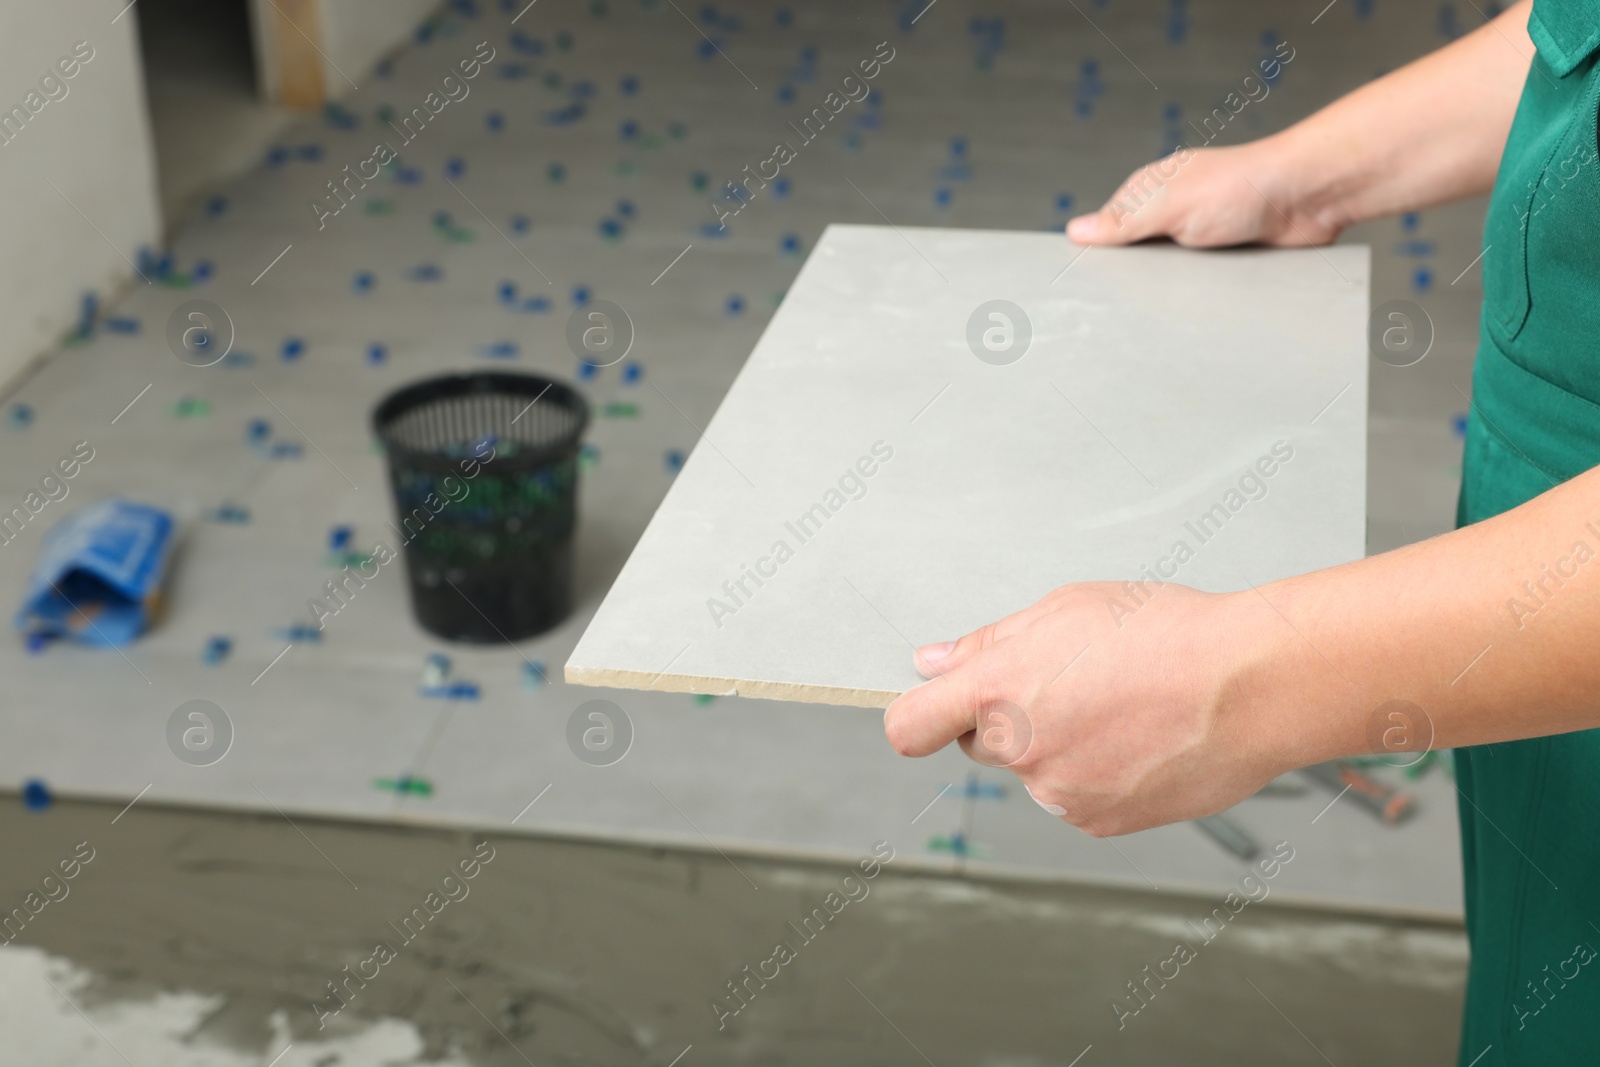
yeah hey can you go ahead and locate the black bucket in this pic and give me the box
[373,372,589,643]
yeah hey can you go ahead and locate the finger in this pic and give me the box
[884,672,982,758]
[955,730,978,762]
[914,596,1060,678]
[1066,207,1130,245]
[1067,174,1169,246]
[957,696,1036,769]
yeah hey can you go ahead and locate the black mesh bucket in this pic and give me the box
[373,372,589,642]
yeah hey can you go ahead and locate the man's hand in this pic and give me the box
[883,582,1287,836]
[1067,0,1534,247]
[1066,141,1342,249]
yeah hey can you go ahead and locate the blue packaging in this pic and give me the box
[16,499,175,647]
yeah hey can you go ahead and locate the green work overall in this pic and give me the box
[1455,0,1600,1061]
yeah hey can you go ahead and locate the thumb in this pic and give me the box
[883,673,980,758]
[914,591,1069,679]
[1066,211,1114,244]
[1069,172,1167,246]
[1068,202,1149,246]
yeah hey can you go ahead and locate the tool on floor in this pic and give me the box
[1301,761,1417,824]
[1192,813,1260,860]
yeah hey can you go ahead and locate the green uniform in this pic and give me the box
[1455,0,1600,1061]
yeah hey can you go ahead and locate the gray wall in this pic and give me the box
[0,4,161,391]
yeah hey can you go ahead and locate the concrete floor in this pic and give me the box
[2,796,1464,1066]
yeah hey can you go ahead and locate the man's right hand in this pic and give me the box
[1066,139,1343,249]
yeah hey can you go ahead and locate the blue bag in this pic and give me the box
[16,499,175,647]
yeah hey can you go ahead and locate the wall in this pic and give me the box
[0,3,162,391]
[0,0,433,390]
[321,0,440,87]
[250,0,439,106]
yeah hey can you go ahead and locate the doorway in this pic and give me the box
[136,0,296,226]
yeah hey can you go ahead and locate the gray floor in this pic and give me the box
[1,0,1476,908]
[2,796,1465,1066]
